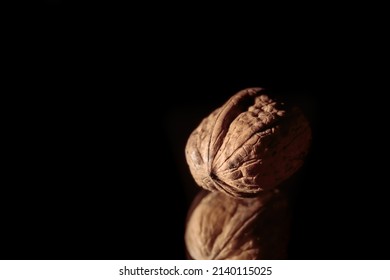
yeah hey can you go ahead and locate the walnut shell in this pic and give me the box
[185,190,291,259]
[185,88,311,197]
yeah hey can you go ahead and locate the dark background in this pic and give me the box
[2,1,388,260]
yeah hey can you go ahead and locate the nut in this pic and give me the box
[185,190,291,260]
[185,88,311,198]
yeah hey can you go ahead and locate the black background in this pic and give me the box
[2,1,388,260]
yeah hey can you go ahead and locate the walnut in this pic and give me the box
[185,88,311,198]
[185,190,290,260]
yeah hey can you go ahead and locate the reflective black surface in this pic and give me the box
[2,2,388,260]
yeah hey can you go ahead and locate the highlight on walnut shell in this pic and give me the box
[185,87,311,198]
[185,190,291,260]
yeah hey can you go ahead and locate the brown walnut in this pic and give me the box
[185,88,311,198]
[185,190,290,260]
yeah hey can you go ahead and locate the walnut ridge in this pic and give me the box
[185,88,311,198]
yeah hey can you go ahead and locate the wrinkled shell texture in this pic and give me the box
[185,190,290,260]
[185,88,311,198]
